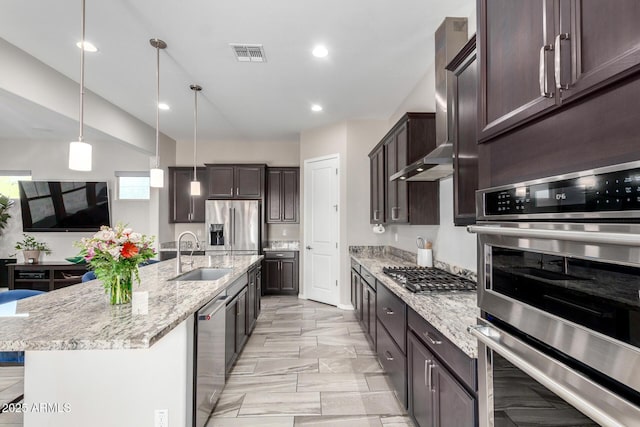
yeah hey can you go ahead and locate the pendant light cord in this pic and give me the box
[155,42,160,169]
[193,88,198,180]
[79,0,85,142]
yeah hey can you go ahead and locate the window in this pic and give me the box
[0,170,32,199]
[116,172,150,200]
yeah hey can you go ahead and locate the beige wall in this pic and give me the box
[299,122,349,305]
[173,137,301,241]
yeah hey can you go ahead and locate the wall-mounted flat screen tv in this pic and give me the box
[18,181,111,232]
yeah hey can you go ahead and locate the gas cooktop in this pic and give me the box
[382,266,476,293]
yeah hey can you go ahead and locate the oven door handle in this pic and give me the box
[467,224,640,246]
[468,324,627,427]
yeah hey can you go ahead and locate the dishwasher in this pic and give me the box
[194,294,226,427]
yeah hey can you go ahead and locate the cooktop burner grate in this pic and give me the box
[382,266,476,293]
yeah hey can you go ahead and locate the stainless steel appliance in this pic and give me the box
[382,266,476,293]
[468,161,640,426]
[205,200,260,254]
[194,294,226,427]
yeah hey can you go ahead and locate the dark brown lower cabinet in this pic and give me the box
[377,320,407,407]
[361,278,376,348]
[235,288,248,353]
[408,332,476,427]
[351,268,362,321]
[263,251,299,295]
[247,269,257,334]
[225,299,237,373]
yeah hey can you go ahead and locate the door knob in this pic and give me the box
[306,246,313,250]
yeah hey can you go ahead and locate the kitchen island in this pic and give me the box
[0,254,262,427]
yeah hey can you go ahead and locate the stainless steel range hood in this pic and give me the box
[390,142,454,181]
[391,17,467,182]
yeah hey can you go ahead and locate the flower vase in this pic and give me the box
[107,269,134,305]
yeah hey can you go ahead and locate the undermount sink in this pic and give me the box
[170,268,233,282]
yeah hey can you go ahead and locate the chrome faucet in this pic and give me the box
[177,231,200,274]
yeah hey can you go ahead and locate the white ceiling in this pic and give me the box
[0,0,474,143]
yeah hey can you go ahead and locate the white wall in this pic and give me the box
[173,138,301,242]
[345,120,390,247]
[379,7,478,272]
[0,38,157,154]
[0,139,161,261]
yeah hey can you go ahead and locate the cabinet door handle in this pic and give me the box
[276,253,284,257]
[554,33,570,90]
[425,359,432,388]
[236,187,239,195]
[383,307,394,315]
[538,44,554,98]
[423,331,442,345]
[384,351,394,361]
[373,210,379,221]
[391,207,399,221]
[429,362,436,392]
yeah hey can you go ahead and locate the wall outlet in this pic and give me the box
[394,232,398,242]
[155,409,168,427]
[282,228,287,237]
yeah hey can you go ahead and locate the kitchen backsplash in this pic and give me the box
[349,245,476,283]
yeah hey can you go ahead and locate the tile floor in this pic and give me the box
[207,296,415,427]
[0,296,415,427]
[0,365,23,427]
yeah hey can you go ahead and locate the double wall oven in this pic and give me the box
[468,161,640,426]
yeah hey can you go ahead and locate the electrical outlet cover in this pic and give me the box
[154,409,168,427]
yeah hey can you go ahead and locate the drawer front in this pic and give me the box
[377,283,407,353]
[360,267,376,290]
[408,308,477,391]
[350,258,361,274]
[264,251,297,259]
[377,319,407,408]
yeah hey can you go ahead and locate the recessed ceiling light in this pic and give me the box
[312,45,328,58]
[400,176,406,180]
[76,41,98,52]
[311,104,323,112]
[158,103,170,111]
[416,168,424,172]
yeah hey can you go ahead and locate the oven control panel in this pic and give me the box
[483,163,640,217]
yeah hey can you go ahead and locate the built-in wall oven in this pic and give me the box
[468,161,640,426]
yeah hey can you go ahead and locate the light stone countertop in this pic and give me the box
[263,240,300,251]
[0,255,262,351]
[350,253,479,358]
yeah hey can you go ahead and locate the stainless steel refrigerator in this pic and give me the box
[205,200,260,254]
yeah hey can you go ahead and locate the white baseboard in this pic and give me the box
[337,303,354,311]
[297,294,307,300]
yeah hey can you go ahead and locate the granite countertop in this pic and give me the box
[158,241,206,252]
[0,255,262,351]
[263,240,300,252]
[350,252,479,358]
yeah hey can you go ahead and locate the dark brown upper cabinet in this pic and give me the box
[369,113,439,226]
[369,146,385,224]
[558,0,640,103]
[477,0,557,142]
[478,0,640,143]
[168,167,208,223]
[267,167,299,223]
[447,36,479,226]
[206,164,265,199]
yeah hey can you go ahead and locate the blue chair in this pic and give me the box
[81,271,96,282]
[0,290,45,365]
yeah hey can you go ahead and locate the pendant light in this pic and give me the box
[149,38,167,188]
[189,84,202,196]
[68,0,92,171]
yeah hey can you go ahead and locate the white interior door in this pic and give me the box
[303,155,339,306]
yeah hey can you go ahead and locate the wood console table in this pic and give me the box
[8,262,88,292]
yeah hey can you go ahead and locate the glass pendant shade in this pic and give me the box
[69,141,92,171]
[190,180,201,196]
[149,168,164,188]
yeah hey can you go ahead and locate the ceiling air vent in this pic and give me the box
[230,44,266,62]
